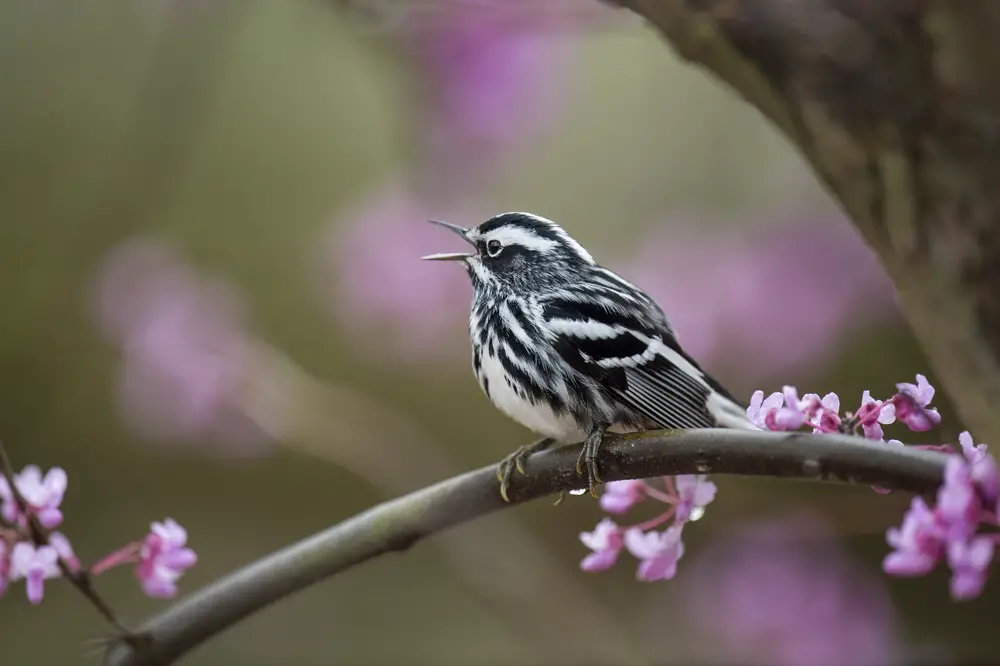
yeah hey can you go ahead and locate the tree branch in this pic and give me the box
[103,429,947,666]
[603,0,1000,444]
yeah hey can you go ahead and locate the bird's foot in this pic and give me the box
[574,426,608,498]
[497,437,554,502]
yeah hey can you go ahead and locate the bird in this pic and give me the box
[421,212,758,501]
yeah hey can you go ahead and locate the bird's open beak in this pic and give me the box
[420,219,475,261]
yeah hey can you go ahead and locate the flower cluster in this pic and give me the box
[746,374,941,439]
[748,373,998,600]
[580,373,999,600]
[578,474,716,581]
[883,438,998,599]
[0,463,195,604]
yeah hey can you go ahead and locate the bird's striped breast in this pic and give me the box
[470,296,593,441]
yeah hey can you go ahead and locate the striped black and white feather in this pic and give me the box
[423,212,757,492]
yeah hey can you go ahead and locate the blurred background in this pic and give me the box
[0,1,992,664]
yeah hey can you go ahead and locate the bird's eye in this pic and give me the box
[486,239,503,257]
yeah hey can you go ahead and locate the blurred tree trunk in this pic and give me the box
[608,0,1000,442]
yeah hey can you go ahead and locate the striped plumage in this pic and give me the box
[423,212,757,499]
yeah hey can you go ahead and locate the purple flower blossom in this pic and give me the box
[598,480,645,515]
[673,475,716,523]
[883,496,945,576]
[970,453,999,508]
[0,465,67,529]
[136,518,197,598]
[959,431,988,465]
[585,474,717,580]
[623,526,684,581]
[9,543,60,605]
[751,375,942,444]
[681,514,900,666]
[578,518,623,572]
[748,386,808,431]
[770,386,807,430]
[891,374,941,432]
[746,390,783,428]
[936,457,980,542]
[807,392,842,433]
[947,536,994,600]
[94,238,269,451]
[48,532,79,571]
[856,390,896,440]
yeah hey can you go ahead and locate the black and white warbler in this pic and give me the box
[422,212,758,501]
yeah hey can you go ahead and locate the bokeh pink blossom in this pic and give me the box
[621,215,899,378]
[94,238,270,453]
[679,512,901,666]
[400,2,594,192]
[322,182,478,363]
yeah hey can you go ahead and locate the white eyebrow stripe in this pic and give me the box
[504,212,596,264]
[484,226,560,253]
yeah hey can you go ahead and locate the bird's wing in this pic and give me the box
[541,289,748,430]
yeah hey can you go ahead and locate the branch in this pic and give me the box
[603,0,1000,444]
[103,429,947,666]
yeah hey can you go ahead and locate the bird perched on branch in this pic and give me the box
[423,212,758,501]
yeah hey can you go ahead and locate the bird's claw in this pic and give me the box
[575,427,606,497]
[497,438,553,502]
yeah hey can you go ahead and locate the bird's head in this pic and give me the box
[421,212,596,293]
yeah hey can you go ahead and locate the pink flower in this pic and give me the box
[585,474,715,580]
[746,390,783,428]
[966,441,999,507]
[48,532,79,571]
[807,392,842,433]
[959,431,988,465]
[947,536,994,600]
[9,543,60,604]
[673,475,716,523]
[885,452,997,600]
[936,457,979,543]
[891,374,941,432]
[883,497,945,576]
[578,518,623,572]
[623,526,685,581]
[856,390,896,440]
[0,465,67,529]
[774,386,807,430]
[598,480,646,515]
[136,518,197,598]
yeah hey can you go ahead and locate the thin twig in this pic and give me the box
[103,428,948,666]
[0,442,132,634]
